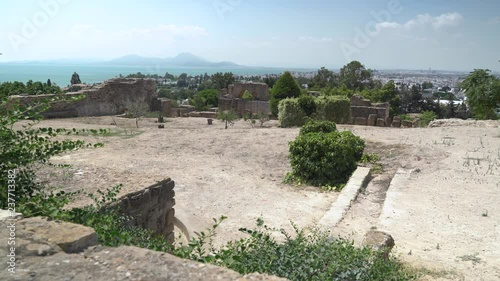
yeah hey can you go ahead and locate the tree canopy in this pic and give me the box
[70,72,82,85]
[339,61,373,91]
[461,69,500,120]
[270,71,302,116]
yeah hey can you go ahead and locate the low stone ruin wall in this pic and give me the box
[9,78,156,118]
[111,178,176,244]
[219,98,270,117]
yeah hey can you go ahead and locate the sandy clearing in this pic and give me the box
[31,116,500,280]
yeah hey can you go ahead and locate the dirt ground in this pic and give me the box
[29,116,500,280]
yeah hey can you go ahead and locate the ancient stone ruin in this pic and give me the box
[350,95,389,126]
[10,78,156,118]
[219,82,271,117]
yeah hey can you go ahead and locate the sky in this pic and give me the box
[1,0,499,71]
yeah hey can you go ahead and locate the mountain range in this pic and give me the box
[106,52,240,67]
[4,53,242,68]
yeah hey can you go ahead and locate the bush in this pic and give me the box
[241,90,254,100]
[210,220,417,281]
[270,72,302,116]
[298,95,317,116]
[198,89,219,107]
[315,96,351,124]
[419,111,437,127]
[0,92,104,215]
[217,109,239,129]
[299,120,337,135]
[278,98,306,128]
[288,131,364,186]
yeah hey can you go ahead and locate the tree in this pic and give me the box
[422,81,433,90]
[47,79,52,87]
[312,67,336,88]
[339,61,373,91]
[460,69,500,120]
[270,71,302,116]
[263,76,277,88]
[212,72,235,90]
[217,109,239,129]
[70,72,81,85]
[197,89,219,107]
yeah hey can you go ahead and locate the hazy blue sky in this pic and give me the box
[1,0,499,71]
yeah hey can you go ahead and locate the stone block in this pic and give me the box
[402,120,413,128]
[367,114,378,126]
[377,118,385,127]
[391,120,401,128]
[355,117,367,125]
[385,116,392,127]
[363,230,395,259]
[18,217,98,253]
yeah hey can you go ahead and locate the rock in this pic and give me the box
[391,120,401,127]
[158,124,165,129]
[363,230,395,258]
[385,116,392,127]
[18,217,98,253]
[355,117,367,126]
[1,245,289,281]
[367,114,378,126]
[402,120,413,128]
[377,118,385,127]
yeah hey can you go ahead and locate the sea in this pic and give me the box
[0,63,314,87]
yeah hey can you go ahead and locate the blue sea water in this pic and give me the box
[0,63,312,87]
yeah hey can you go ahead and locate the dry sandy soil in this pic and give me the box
[29,116,500,280]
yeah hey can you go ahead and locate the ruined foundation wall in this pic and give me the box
[112,178,176,244]
[10,78,156,118]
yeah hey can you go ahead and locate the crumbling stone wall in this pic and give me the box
[111,178,176,244]
[350,95,389,120]
[226,82,269,101]
[10,78,156,118]
[219,98,270,117]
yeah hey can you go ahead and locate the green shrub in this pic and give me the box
[217,109,239,129]
[270,72,302,116]
[298,95,317,116]
[210,220,417,281]
[315,96,351,124]
[288,131,364,186]
[299,120,337,135]
[278,98,306,128]
[419,111,437,127]
[0,93,104,215]
[241,90,254,100]
[198,89,219,107]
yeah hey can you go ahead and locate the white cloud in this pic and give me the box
[376,12,464,32]
[432,13,464,29]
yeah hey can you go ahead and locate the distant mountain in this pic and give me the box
[106,53,240,68]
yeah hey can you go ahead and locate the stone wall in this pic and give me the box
[225,82,270,101]
[10,78,156,118]
[219,98,271,117]
[350,95,389,120]
[111,178,176,244]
